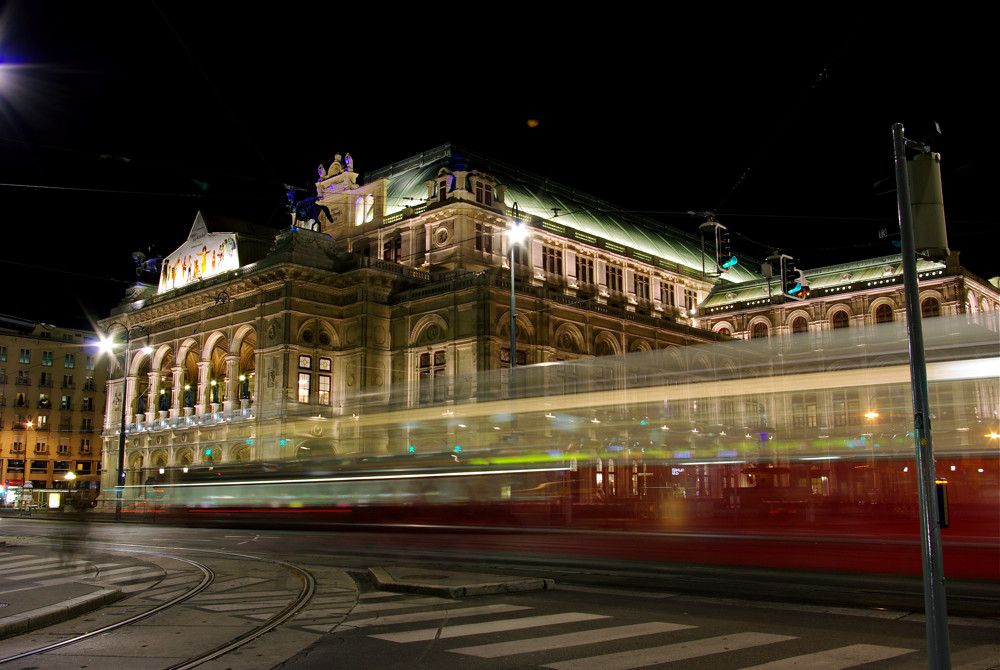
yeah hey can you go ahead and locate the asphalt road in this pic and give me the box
[2,517,998,669]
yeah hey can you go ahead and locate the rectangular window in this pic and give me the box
[0,345,6,362]
[36,414,48,428]
[58,444,70,454]
[791,393,819,429]
[39,372,53,387]
[512,244,529,266]
[576,257,594,285]
[475,223,493,253]
[80,439,91,453]
[418,350,446,403]
[64,354,75,369]
[683,288,698,312]
[297,372,311,403]
[62,374,74,388]
[318,374,331,405]
[542,245,563,275]
[475,181,492,205]
[82,397,94,412]
[84,376,96,391]
[12,442,24,453]
[383,237,401,262]
[298,355,312,369]
[319,357,331,372]
[42,351,53,366]
[61,395,72,410]
[20,349,30,364]
[34,442,47,453]
[85,355,95,371]
[634,275,650,300]
[606,266,623,292]
[81,417,93,432]
[661,282,676,307]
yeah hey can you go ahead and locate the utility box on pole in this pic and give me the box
[908,151,949,261]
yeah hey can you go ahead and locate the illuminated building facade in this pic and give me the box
[698,252,1000,338]
[97,145,759,498]
[0,316,107,503]
[97,144,1000,507]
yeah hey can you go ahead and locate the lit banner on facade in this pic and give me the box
[158,215,240,294]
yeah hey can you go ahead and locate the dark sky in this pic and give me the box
[1,5,993,329]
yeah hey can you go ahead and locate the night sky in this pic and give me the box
[1,5,993,330]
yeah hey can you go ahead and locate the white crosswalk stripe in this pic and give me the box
[330,604,533,632]
[371,612,610,643]
[349,593,953,669]
[542,632,797,670]
[738,643,916,669]
[449,621,695,658]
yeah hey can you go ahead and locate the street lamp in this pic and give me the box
[98,323,152,520]
[506,220,528,372]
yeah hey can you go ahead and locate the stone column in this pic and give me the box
[196,361,211,416]
[170,366,184,419]
[224,354,239,413]
[145,371,159,424]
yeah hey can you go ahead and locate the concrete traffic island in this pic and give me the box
[368,565,554,598]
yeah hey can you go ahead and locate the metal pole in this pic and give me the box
[892,122,951,669]
[115,328,130,521]
[510,243,517,372]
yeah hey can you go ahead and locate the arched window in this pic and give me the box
[921,297,940,318]
[875,304,894,324]
[791,316,808,334]
[717,327,731,337]
[354,194,375,225]
[354,197,365,226]
[832,311,850,329]
[751,322,769,339]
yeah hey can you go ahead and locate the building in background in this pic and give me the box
[698,252,999,338]
[0,316,106,506]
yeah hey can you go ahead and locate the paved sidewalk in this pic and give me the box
[0,538,126,638]
[1,535,555,641]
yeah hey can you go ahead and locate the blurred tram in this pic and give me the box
[157,314,998,571]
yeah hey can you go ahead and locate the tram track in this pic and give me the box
[0,542,318,669]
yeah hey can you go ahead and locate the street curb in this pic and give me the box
[0,588,122,639]
[368,567,554,598]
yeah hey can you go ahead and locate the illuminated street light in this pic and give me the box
[98,322,152,520]
[506,219,528,373]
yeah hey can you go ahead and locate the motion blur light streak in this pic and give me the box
[127,314,997,580]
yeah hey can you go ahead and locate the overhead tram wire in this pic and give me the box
[711,32,857,216]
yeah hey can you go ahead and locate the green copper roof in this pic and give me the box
[366,144,760,283]
[701,254,948,310]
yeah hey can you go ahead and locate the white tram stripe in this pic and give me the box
[543,632,797,670]
[738,643,916,669]
[339,604,533,631]
[450,622,695,658]
[371,612,609,643]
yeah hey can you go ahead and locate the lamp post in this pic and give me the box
[98,323,151,520]
[506,220,528,374]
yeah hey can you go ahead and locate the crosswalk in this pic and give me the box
[331,590,925,669]
[0,550,165,594]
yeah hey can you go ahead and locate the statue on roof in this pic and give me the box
[285,186,333,232]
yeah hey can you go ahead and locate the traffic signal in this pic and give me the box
[781,256,807,299]
[698,219,738,274]
[718,227,738,270]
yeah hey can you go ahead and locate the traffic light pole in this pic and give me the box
[892,122,951,669]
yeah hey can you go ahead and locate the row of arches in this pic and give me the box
[122,326,258,418]
[715,296,946,339]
